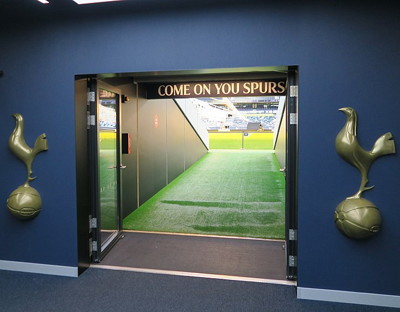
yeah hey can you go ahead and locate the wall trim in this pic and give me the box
[0,260,78,277]
[297,287,400,309]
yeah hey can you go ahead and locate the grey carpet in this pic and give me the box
[100,231,286,280]
[0,268,397,312]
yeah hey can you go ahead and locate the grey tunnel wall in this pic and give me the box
[123,84,208,213]
[114,79,139,219]
[75,78,207,221]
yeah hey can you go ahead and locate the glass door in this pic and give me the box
[88,79,123,262]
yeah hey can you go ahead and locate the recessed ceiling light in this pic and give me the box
[37,0,50,3]
[72,0,122,4]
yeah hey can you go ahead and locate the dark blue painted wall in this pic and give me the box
[1,0,399,296]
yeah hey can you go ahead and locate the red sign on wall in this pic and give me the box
[154,114,159,128]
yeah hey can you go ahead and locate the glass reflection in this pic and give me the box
[98,89,119,249]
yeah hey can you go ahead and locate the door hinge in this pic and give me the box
[89,217,97,230]
[289,113,298,125]
[289,229,297,241]
[289,85,298,97]
[289,255,297,267]
[87,112,96,128]
[88,91,95,102]
[91,240,98,252]
[89,237,95,256]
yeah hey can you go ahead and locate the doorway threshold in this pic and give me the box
[91,231,294,286]
[91,264,295,286]
[124,229,285,242]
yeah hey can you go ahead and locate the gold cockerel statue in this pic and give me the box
[335,107,395,198]
[7,113,48,220]
[9,113,48,185]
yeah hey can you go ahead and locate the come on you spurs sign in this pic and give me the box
[146,79,287,99]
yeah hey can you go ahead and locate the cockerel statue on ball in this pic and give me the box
[7,113,48,220]
[334,107,395,239]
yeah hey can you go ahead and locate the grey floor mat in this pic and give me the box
[100,231,287,281]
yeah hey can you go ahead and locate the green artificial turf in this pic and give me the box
[123,150,285,239]
[99,132,118,231]
[208,132,243,149]
[243,132,274,149]
[209,132,273,150]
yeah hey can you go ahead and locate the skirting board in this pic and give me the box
[297,287,400,309]
[0,260,78,277]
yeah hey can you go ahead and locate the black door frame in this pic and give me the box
[285,66,298,280]
[76,66,299,279]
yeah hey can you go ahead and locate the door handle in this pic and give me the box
[108,165,127,169]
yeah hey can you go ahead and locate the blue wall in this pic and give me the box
[1,0,399,297]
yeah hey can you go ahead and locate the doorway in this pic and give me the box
[75,66,298,280]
